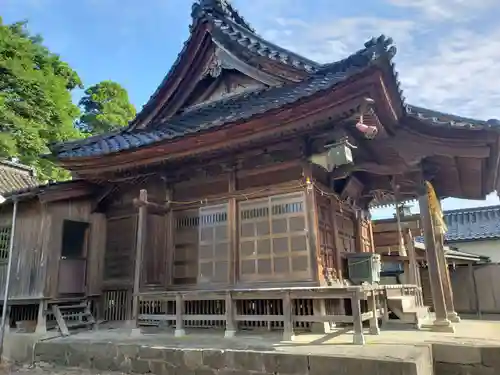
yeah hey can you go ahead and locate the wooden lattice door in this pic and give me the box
[238,192,311,282]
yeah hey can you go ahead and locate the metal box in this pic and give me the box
[345,253,381,285]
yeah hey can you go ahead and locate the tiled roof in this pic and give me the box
[406,105,500,130]
[443,205,500,241]
[0,160,39,196]
[50,36,398,159]
[48,1,500,160]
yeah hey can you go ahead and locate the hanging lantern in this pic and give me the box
[309,140,354,172]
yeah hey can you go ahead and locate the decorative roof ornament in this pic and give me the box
[192,0,255,32]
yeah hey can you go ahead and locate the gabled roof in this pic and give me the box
[0,160,38,196]
[49,36,398,159]
[443,205,500,242]
[128,0,320,131]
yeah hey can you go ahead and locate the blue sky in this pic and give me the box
[3,0,500,217]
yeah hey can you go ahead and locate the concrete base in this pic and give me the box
[130,328,142,337]
[422,319,455,333]
[447,312,461,323]
[353,333,366,345]
[224,329,236,338]
[282,332,296,342]
[369,326,381,335]
[311,322,332,334]
[174,329,186,337]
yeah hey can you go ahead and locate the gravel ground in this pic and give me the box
[0,364,127,375]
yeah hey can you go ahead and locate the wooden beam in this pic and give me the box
[132,197,170,215]
[331,163,419,180]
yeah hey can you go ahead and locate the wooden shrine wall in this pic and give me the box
[100,160,375,291]
[0,200,47,300]
[0,197,106,301]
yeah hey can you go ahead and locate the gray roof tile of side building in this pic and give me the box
[0,160,39,196]
[443,205,500,242]
[51,36,398,159]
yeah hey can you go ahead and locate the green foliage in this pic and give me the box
[0,18,83,181]
[78,80,136,135]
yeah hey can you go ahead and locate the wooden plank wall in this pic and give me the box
[0,201,48,300]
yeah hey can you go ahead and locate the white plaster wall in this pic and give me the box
[449,239,500,263]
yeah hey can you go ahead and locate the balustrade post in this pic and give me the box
[369,290,380,335]
[352,289,365,345]
[282,292,294,341]
[175,294,185,337]
[224,292,236,338]
[35,300,47,334]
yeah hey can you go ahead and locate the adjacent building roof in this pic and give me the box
[0,160,39,196]
[443,205,500,242]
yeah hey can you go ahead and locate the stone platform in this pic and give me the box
[4,318,500,375]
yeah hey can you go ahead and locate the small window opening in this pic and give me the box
[61,220,89,259]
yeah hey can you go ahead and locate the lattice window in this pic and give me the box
[238,192,310,282]
[174,204,229,285]
[0,226,12,262]
[104,216,137,281]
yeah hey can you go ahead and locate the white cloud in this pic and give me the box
[385,0,497,20]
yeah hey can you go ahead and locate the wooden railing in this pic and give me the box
[135,285,411,345]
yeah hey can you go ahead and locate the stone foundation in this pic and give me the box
[32,341,430,375]
[433,343,500,375]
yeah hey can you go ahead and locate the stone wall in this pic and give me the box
[33,341,430,375]
[433,343,500,375]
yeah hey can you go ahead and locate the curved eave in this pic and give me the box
[55,77,383,174]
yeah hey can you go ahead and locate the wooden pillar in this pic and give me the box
[228,169,238,285]
[351,289,365,344]
[303,163,320,283]
[418,192,454,332]
[165,187,174,287]
[282,291,295,341]
[224,292,236,338]
[129,189,148,334]
[435,232,460,322]
[329,196,343,281]
[404,230,419,286]
[175,293,185,337]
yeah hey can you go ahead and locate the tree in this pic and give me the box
[78,80,136,135]
[0,18,83,181]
